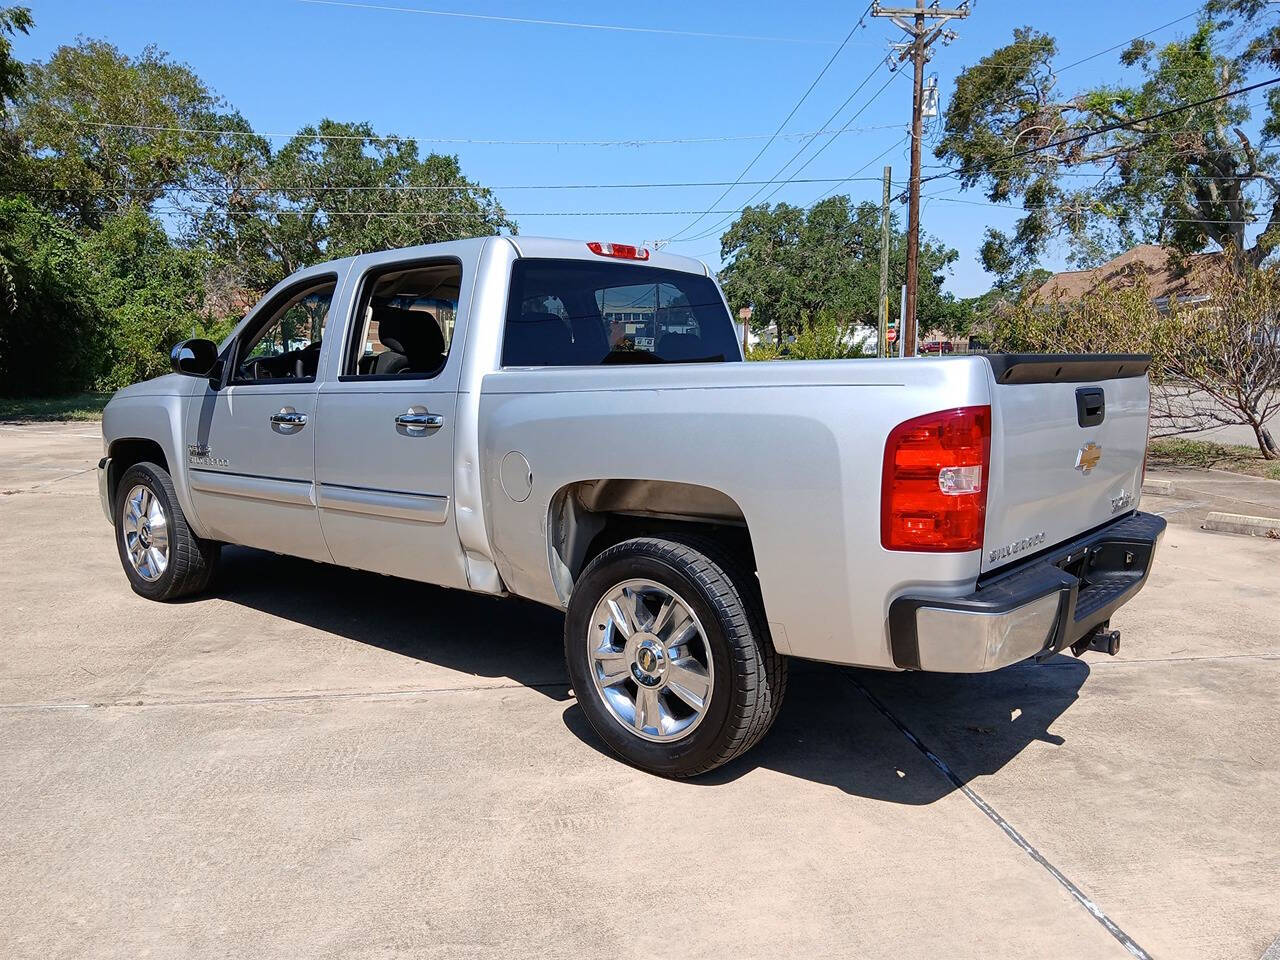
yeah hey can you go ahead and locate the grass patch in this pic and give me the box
[0,393,111,422]
[1148,437,1280,481]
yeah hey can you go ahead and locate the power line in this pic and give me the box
[920,76,1280,188]
[809,137,911,207]
[154,206,892,218]
[954,10,1201,73]
[8,174,897,197]
[1057,10,1200,72]
[660,3,874,244]
[675,69,902,244]
[920,132,1279,187]
[73,119,905,148]
[295,0,851,44]
[918,195,1260,225]
[664,137,910,254]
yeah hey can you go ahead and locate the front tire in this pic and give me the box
[114,461,219,601]
[565,536,787,778]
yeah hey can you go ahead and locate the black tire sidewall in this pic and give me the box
[565,546,742,777]
[114,462,183,600]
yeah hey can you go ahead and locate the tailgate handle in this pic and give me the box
[1076,387,1106,427]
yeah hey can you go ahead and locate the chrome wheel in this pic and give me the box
[587,579,714,743]
[120,483,169,582]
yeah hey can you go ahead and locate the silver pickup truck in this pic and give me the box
[98,236,1165,776]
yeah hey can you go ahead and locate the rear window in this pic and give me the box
[502,259,740,367]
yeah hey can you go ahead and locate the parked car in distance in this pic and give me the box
[98,236,1165,777]
[920,340,955,354]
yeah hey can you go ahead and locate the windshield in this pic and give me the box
[502,258,740,366]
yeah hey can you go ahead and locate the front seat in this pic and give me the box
[373,306,446,375]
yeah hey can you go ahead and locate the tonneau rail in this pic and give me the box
[985,353,1151,385]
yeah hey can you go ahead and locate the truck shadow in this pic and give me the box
[214,546,1088,805]
[212,546,573,702]
[563,659,1091,805]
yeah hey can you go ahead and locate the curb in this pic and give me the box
[1202,512,1280,539]
[1141,478,1175,496]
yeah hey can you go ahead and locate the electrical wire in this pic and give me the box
[950,10,1200,73]
[918,195,1259,225]
[295,0,854,45]
[659,3,873,244]
[919,76,1280,189]
[674,69,902,244]
[153,206,887,218]
[73,119,905,148]
[10,175,895,196]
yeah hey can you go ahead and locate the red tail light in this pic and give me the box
[587,241,650,261]
[881,405,991,552]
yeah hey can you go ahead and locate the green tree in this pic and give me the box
[0,6,33,192]
[0,5,30,111]
[15,39,223,229]
[718,196,963,345]
[938,16,1280,280]
[0,195,104,395]
[254,119,515,281]
[84,206,227,390]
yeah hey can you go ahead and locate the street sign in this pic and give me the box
[887,325,898,344]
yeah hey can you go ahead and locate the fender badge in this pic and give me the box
[1075,441,1102,475]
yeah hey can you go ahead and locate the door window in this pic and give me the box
[343,260,462,379]
[232,278,337,384]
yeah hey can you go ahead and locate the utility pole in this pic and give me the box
[871,0,968,357]
[878,165,891,358]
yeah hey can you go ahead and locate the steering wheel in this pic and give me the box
[238,357,271,381]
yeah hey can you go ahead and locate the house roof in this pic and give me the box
[1034,244,1222,302]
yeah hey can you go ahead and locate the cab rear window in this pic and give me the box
[502,259,740,367]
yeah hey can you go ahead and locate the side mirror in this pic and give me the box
[170,339,220,378]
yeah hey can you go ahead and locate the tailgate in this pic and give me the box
[982,354,1150,574]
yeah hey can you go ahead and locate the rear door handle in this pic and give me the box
[395,412,445,430]
[270,411,308,426]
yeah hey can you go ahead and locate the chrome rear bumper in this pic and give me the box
[889,511,1166,672]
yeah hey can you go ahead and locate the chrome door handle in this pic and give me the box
[395,412,445,430]
[270,411,308,426]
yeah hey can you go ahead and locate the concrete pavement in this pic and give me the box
[1,423,1277,959]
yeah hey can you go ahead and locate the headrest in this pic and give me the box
[504,312,573,366]
[374,305,445,365]
[656,332,705,361]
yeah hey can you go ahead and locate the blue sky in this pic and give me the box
[13,1,1233,295]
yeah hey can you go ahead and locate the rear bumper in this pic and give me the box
[889,511,1166,672]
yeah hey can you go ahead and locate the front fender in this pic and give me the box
[102,392,206,537]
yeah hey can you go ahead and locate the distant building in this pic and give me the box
[1034,244,1221,311]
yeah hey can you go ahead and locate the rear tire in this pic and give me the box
[113,461,219,601]
[564,536,787,778]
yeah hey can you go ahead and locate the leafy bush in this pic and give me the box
[83,206,224,390]
[746,311,874,361]
[990,265,1280,458]
[0,195,105,396]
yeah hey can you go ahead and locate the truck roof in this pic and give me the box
[502,236,710,276]
[302,235,711,278]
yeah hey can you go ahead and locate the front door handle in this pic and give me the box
[270,411,308,426]
[395,412,445,430]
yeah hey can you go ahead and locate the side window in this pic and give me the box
[343,260,461,379]
[232,279,336,384]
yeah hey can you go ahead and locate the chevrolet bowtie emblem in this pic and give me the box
[1075,441,1103,475]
